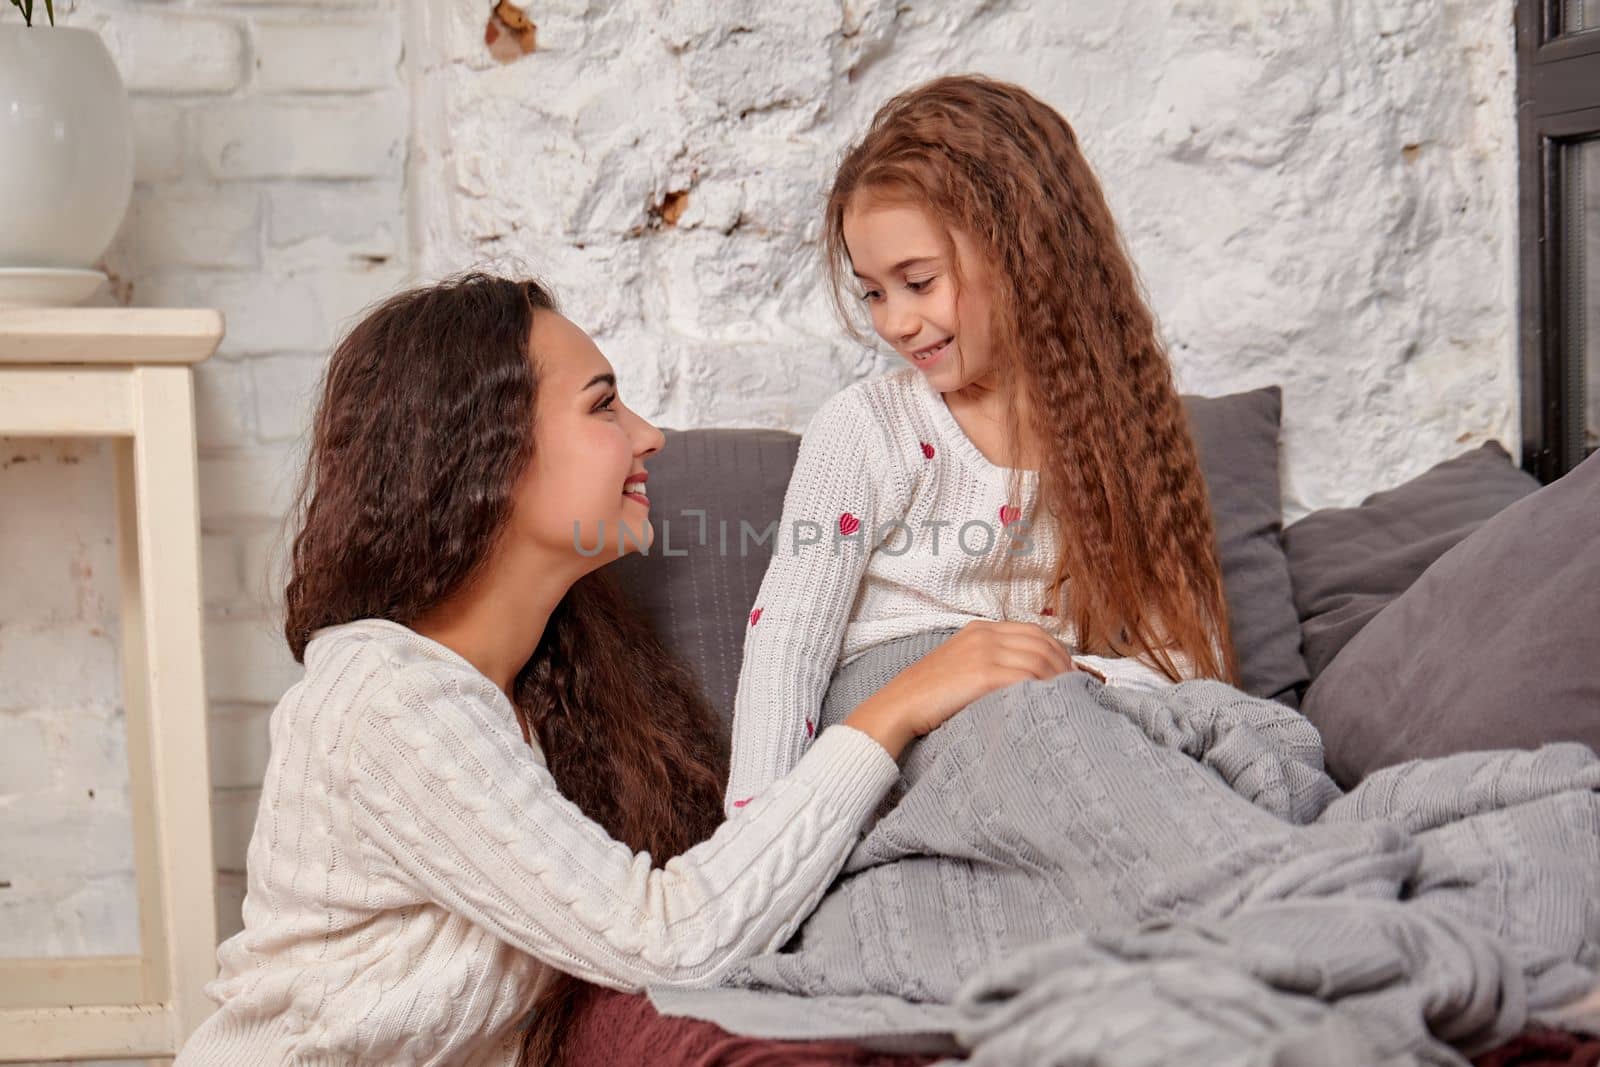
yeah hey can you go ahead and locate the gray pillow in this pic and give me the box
[1301,448,1600,787]
[608,428,799,732]
[613,386,1307,731]
[1283,442,1541,682]
[1181,386,1309,708]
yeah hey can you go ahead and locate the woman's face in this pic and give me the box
[842,196,997,393]
[511,309,664,569]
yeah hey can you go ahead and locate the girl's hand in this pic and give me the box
[843,621,1077,759]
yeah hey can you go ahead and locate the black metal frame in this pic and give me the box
[1516,0,1600,482]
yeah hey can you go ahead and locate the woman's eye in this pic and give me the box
[596,393,618,413]
[858,289,882,303]
[907,277,934,293]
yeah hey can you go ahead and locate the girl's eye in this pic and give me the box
[907,277,935,293]
[596,393,618,413]
[858,289,882,303]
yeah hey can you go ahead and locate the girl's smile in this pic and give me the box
[909,336,954,367]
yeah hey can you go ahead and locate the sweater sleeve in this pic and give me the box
[724,388,908,819]
[347,663,900,992]
[1073,650,1197,691]
[1073,623,1225,692]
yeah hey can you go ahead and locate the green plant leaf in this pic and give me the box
[8,0,29,29]
[43,0,52,26]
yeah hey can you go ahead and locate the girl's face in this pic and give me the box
[842,197,997,393]
[512,309,665,568]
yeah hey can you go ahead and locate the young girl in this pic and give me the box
[173,273,1073,1066]
[727,74,1240,816]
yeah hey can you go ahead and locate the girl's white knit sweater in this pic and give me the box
[175,618,899,1067]
[725,366,1203,817]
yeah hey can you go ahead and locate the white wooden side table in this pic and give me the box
[0,308,224,1062]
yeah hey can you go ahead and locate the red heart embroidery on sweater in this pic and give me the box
[999,504,1021,525]
[920,441,936,459]
[805,719,815,737]
[839,512,861,536]
[749,607,762,626]
[733,797,752,808]
[1040,607,1056,617]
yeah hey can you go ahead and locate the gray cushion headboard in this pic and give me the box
[609,387,1310,731]
[608,428,799,730]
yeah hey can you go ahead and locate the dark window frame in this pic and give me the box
[1516,1,1600,482]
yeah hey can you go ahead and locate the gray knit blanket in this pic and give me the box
[649,630,1600,1066]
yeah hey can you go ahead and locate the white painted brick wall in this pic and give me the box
[195,97,406,179]
[0,441,134,989]
[412,0,1521,517]
[0,4,1522,1057]
[92,10,245,94]
[253,17,403,93]
[1,3,408,1037]
[249,353,326,442]
[128,98,185,183]
[118,188,264,271]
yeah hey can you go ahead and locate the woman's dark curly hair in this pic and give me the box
[283,272,727,1065]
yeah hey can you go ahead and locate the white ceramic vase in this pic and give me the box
[0,24,133,277]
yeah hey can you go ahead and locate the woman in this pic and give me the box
[173,273,1072,1066]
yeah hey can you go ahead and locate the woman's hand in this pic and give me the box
[843,621,1078,759]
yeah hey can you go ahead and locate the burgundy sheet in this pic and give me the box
[560,988,1600,1067]
[560,987,939,1066]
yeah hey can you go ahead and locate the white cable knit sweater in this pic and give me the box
[726,366,1205,817]
[176,618,899,1067]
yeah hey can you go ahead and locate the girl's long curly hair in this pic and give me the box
[824,75,1240,685]
[283,273,727,1066]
